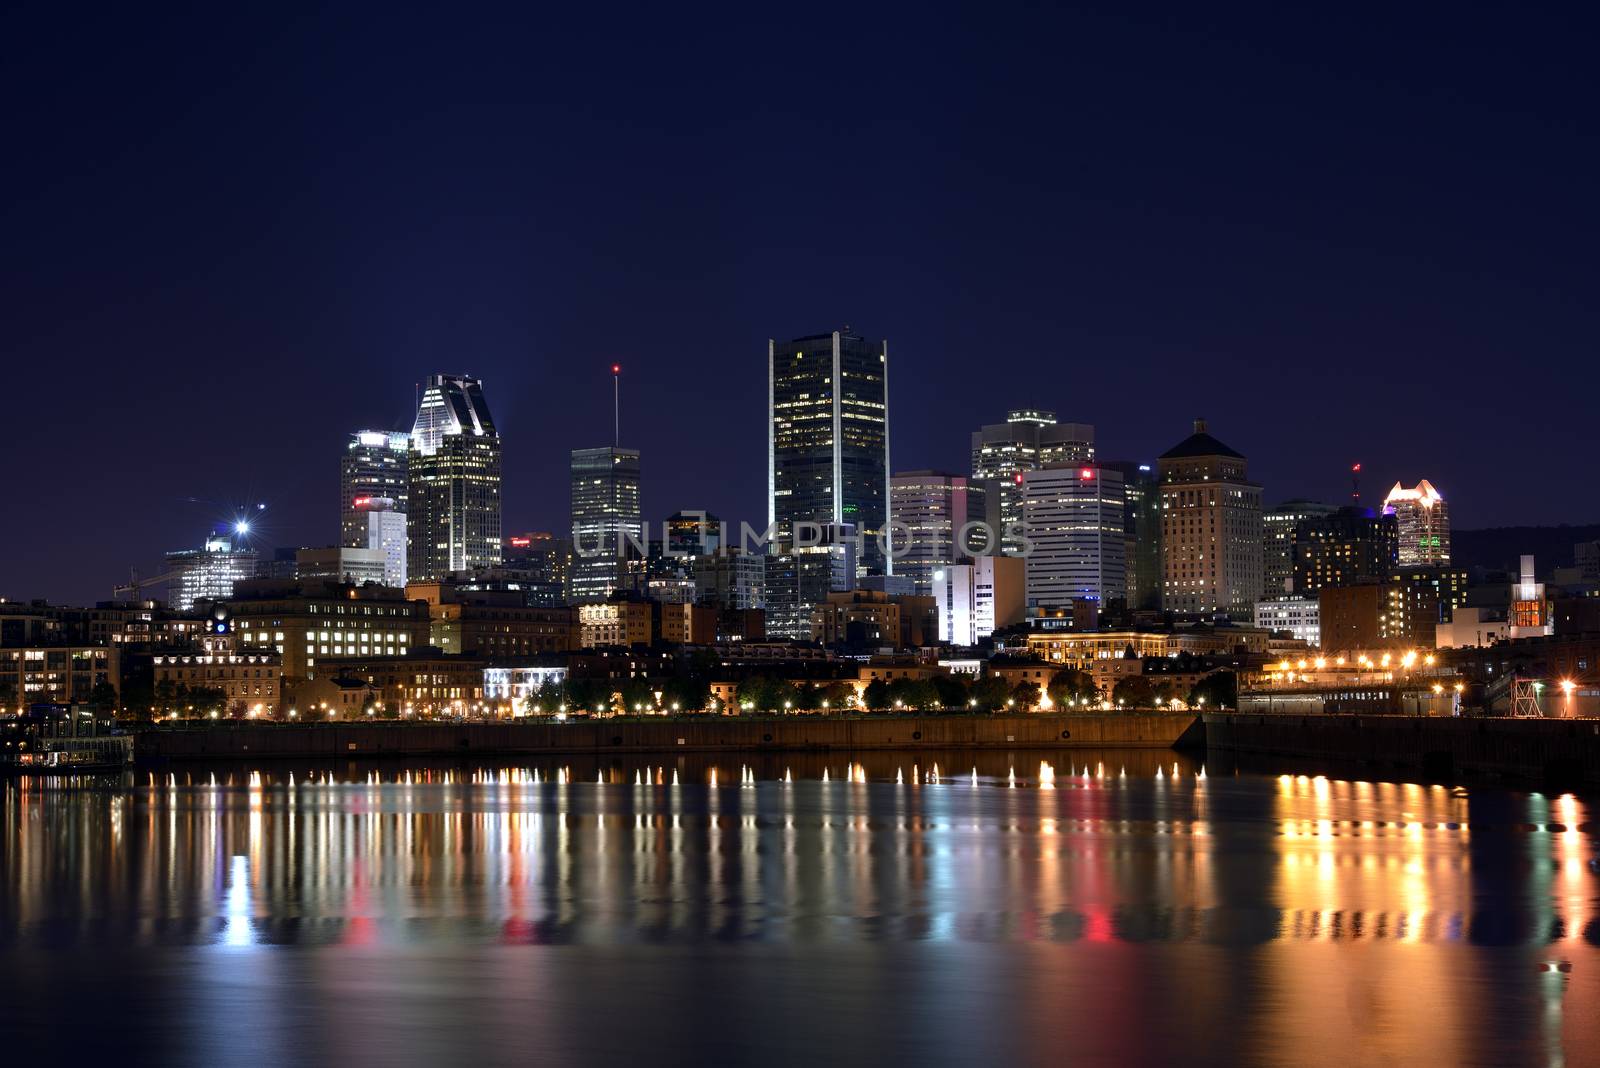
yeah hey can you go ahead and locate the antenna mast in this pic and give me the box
[612,364,621,446]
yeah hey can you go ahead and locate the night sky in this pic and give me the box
[5,3,1597,605]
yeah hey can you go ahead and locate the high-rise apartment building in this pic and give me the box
[1022,463,1127,612]
[406,375,502,582]
[1104,460,1161,610]
[1292,506,1398,595]
[971,410,1094,555]
[341,430,409,548]
[166,527,258,612]
[1262,499,1338,597]
[888,471,985,595]
[569,447,642,602]
[1383,480,1450,566]
[768,329,890,576]
[1158,420,1263,620]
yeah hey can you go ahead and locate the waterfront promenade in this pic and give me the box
[133,712,1203,761]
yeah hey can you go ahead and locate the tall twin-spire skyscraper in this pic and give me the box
[406,374,503,582]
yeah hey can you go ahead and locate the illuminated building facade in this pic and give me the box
[151,651,282,715]
[1383,479,1450,565]
[1158,420,1263,620]
[407,375,502,582]
[934,554,1026,645]
[768,329,890,576]
[971,409,1094,555]
[1253,596,1321,648]
[1292,506,1398,595]
[0,646,119,709]
[889,470,986,595]
[763,548,835,641]
[692,549,766,610]
[665,510,722,556]
[569,447,642,602]
[1318,581,1440,650]
[294,546,389,586]
[357,501,408,587]
[501,532,571,607]
[427,601,576,657]
[225,581,431,682]
[167,528,258,612]
[340,430,409,548]
[578,597,654,648]
[1022,463,1127,611]
[1262,498,1337,597]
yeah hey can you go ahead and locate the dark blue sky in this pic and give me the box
[5,2,1597,605]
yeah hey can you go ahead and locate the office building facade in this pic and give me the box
[889,471,985,596]
[569,447,642,602]
[768,329,890,575]
[1262,499,1338,597]
[1253,596,1321,649]
[1022,463,1126,612]
[167,528,258,612]
[358,501,408,587]
[934,555,1026,646]
[1292,506,1398,595]
[1158,420,1263,620]
[341,430,409,548]
[407,375,502,581]
[1383,480,1451,566]
[971,410,1094,555]
[1104,460,1161,610]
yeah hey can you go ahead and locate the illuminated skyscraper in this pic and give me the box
[340,430,409,548]
[889,471,986,595]
[166,527,258,611]
[1262,498,1338,597]
[1383,480,1451,566]
[1158,419,1263,620]
[1022,463,1126,612]
[971,409,1094,555]
[406,375,502,582]
[569,447,642,602]
[356,498,408,587]
[768,329,890,576]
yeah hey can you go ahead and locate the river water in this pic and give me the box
[2,749,1597,1066]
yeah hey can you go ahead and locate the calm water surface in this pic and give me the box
[2,749,1597,1066]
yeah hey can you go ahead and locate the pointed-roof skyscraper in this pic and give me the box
[406,374,502,581]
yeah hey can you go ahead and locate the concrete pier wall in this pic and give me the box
[136,712,1203,761]
[1205,713,1600,786]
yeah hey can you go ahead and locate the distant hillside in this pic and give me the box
[1452,525,1600,575]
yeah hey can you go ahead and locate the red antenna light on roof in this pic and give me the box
[612,364,621,446]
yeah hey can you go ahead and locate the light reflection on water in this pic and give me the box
[2,749,1598,1066]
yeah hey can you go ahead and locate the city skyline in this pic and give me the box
[2,349,1593,606]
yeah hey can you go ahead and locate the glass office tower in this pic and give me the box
[406,375,502,582]
[767,328,889,577]
[569,446,642,602]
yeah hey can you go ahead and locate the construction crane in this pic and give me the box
[112,566,188,602]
